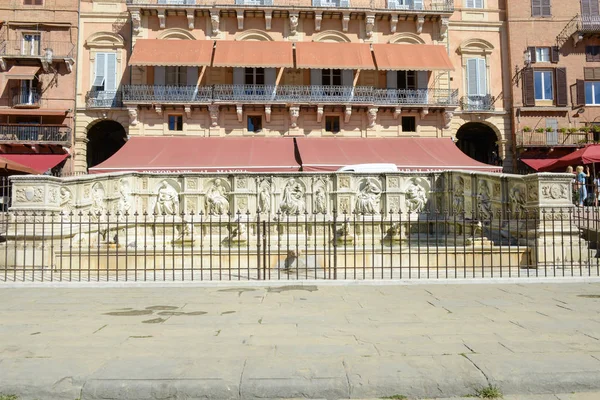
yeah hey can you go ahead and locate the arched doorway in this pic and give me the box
[456,122,500,165]
[86,120,127,169]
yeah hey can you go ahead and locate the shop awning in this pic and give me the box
[295,42,376,70]
[0,109,67,116]
[0,153,69,174]
[372,44,454,71]
[213,41,293,68]
[4,65,40,80]
[0,156,39,174]
[295,137,501,172]
[129,39,214,67]
[520,158,559,171]
[89,137,300,173]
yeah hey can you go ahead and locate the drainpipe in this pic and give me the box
[71,0,82,174]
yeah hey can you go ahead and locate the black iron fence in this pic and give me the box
[0,207,599,282]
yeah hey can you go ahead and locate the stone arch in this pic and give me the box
[235,29,274,41]
[388,32,426,45]
[85,119,128,169]
[313,30,351,43]
[157,28,196,40]
[456,121,502,166]
[457,38,494,55]
[85,32,126,49]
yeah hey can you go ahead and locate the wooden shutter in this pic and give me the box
[186,67,198,86]
[154,66,166,85]
[575,79,586,107]
[541,0,551,16]
[551,46,559,63]
[593,0,600,15]
[386,71,397,89]
[477,58,487,95]
[310,69,322,86]
[528,47,537,63]
[531,0,541,16]
[265,68,276,86]
[585,67,600,79]
[105,53,117,91]
[466,58,479,96]
[92,53,106,87]
[417,71,428,89]
[233,67,244,85]
[522,68,535,106]
[582,0,592,15]
[342,70,354,87]
[555,67,568,106]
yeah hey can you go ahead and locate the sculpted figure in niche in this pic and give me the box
[314,187,327,214]
[453,177,465,215]
[509,186,526,219]
[89,184,106,220]
[477,181,492,220]
[279,179,305,215]
[207,178,229,215]
[154,180,179,215]
[60,187,73,216]
[118,180,133,215]
[355,178,381,214]
[258,183,271,214]
[405,183,427,214]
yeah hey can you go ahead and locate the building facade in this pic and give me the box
[75,0,511,174]
[508,0,600,171]
[0,0,78,173]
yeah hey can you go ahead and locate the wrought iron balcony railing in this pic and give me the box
[0,40,74,59]
[85,91,123,108]
[121,84,459,106]
[557,14,600,47]
[460,95,495,112]
[0,124,71,145]
[11,89,41,108]
[125,0,454,12]
[516,130,592,147]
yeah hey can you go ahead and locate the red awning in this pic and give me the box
[520,158,559,171]
[0,153,69,174]
[89,137,300,173]
[0,155,39,174]
[540,144,600,171]
[129,39,214,67]
[295,137,501,172]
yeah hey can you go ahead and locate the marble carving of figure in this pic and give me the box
[314,187,326,214]
[406,183,426,213]
[207,178,229,215]
[509,186,526,218]
[355,179,381,214]
[453,178,465,214]
[154,181,179,215]
[477,182,492,220]
[89,185,105,217]
[118,181,132,215]
[280,180,305,215]
[258,184,271,214]
[60,187,72,214]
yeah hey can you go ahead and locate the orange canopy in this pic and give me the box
[295,42,376,70]
[5,65,39,80]
[213,41,293,68]
[129,39,214,67]
[372,44,454,71]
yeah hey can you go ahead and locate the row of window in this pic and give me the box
[532,0,599,17]
[167,114,417,133]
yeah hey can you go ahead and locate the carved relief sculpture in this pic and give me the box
[289,14,298,35]
[477,180,493,220]
[154,181,179,215]
[131,10,141,35]
[118,180,133,216]
[405,182,427,214]
[314,187,327,214]
[279,179,305,215]
[355,178,381,214]
[60,187,73,216]
[453,177,465,214]
[541,184,568,200]
[509,185,527,219]
[258,181,271,214]
[206,178,230,215]
[90,183,106,220]
[128,108,138,126]
[208,105,219,127]
[289,106,300,128]
[365,15,375,39]
[211,13,220,35]
[367,107,378,128]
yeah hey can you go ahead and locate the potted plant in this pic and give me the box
[545,127,554,132]
[522,126,532,133]
[535,127,545,133]
[568,127,579,134]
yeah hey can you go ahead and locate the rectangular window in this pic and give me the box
[535,47,550,62]
[585,81,600,105]
[21,33,41,56]
[534,70,554,100]
[531,0,551,16]
[465,0,483,8]
[247,116,262,133]
[244,68,265,85]
[92,53,117,91]
[401,116,416,132]
[168,115,183,131]
[322,69,342,86]
[587,46,600,62]
[397,71,417,90]
[23,0,43,4]
[166,66,186,86]
[466,58,487,96]
[325,116,340,133]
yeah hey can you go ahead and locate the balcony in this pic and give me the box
[516,129,592,148]
[460,95,495,112]
[0,124,71,145]
[0,40,74,59]
[125,0,454,14]
[11,89,41,108]
[86,91,123,108]
[122,84,459,107]
[557,14,600,47]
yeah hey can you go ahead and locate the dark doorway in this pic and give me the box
[86,120,127,169]
[456,122,500,165]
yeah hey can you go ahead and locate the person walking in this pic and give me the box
[576,165,590,207]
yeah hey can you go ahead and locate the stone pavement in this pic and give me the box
[1,281,600,400]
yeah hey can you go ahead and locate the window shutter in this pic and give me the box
[522,67,535,106]
[581,0,592,15]
[477,58,487,95]
[187,67,198,86]
[555,67,568,106]
[541,0,551,16]
[531,0,541,16]
[413,0,423,9]
[154,66,166,85]
[550,46,559,63]
[104,53,117,91]
[310,69,322,86]
[417,71,428,89]
[387,71,397,89]
[528,47,537,64]
[592,0,600,15]
[233,67,244,85]
[264,68,276,86]
[467,59,478,96]
[575,79,586,107]
[92,53,106,87]
[342,70,353,87]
